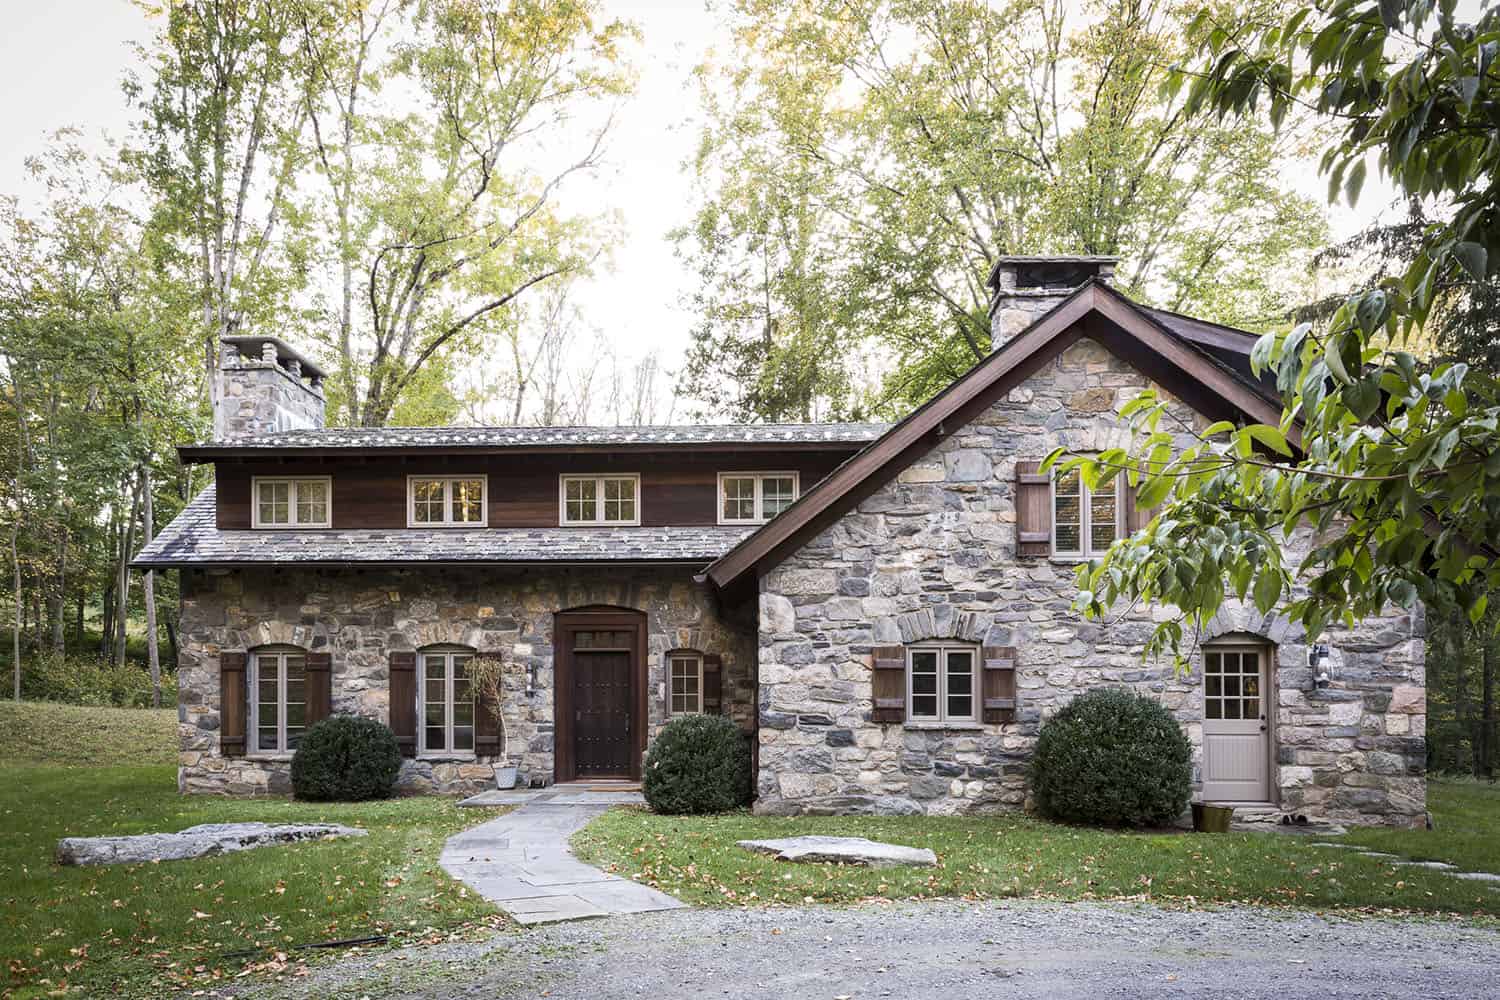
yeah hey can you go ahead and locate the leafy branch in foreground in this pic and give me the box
[1049,0,1500,664]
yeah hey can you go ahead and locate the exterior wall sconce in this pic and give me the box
[1309,643,1332,689]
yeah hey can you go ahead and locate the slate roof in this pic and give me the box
[180,422,889,456]
[132,486,756,568]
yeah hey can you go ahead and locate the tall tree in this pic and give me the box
[680,0,1328,419]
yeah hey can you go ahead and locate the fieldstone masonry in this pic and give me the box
[213,337,327,441]
[178,566,755,796]
[755,337,1426,826]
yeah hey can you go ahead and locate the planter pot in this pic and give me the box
[1192,801,1234,833]
[494,765,519,790]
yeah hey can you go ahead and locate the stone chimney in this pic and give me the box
[987,255,1118,348]
[214,335,327,441]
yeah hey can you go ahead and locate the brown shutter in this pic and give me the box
[1123,469,1155,533]
[870,645,906,723]
[220,652,247,757]
[1015,461,1052,557]
[474,652,502,757]
[389,651,417,758]
[305,651,332,727]
[981,646,1018,724]
[702,654,723,715]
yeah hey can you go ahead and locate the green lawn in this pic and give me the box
[0,701,177,765]
[0,703,504,998]
[573,782,1500,918]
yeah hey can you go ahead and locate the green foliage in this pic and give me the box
[642,714,752,815]
[17,653,177,709]
[1029,688,1193,827]
[0,701,176,766]
[1062,1,1500,662]
[290,715,403,802]
[679,0,1328,419]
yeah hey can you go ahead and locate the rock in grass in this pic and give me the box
[737,835,937,868]
[57,822,366,866]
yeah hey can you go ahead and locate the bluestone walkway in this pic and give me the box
[439,788,684,926]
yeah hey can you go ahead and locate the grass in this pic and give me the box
[0,703,505,998]
[573,782,1500,919]
[0,701,177,765]
[1340,779,1500,874]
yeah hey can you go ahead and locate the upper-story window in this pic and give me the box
[408,476,487,527]
[718,472,799,525]
[1052,466,1120,558]
[560,474,639,526]
[252,477,331,528]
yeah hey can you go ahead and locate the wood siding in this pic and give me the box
[215,452,852,530]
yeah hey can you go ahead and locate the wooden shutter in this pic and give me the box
[870,645,907,723]
[305,651,332,727]
[474,652,502,757]
[702,654,723,715]
[220,652,247,757]
[981,646,1018,724]
[1015,461,1052,557]
[389,651,417,758]
[1122,469,1156,533]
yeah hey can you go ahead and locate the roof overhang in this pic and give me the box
[177,439,873,464]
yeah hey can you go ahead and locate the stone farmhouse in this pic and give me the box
[135,256,1427,827]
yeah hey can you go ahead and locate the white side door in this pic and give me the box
[1201,645,1271,803]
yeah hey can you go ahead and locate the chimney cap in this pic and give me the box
[986,255,1119,290]
[220,334,328,382]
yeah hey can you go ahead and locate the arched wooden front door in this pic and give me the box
[554,607,646,782]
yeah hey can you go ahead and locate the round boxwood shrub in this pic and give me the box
[1029,687,1192,827]
[643,714,751,815]
[291,714,403,802]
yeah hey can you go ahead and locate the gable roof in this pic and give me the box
[132,485,756,568]
[179,422,888,462]
[702,279,1286,592]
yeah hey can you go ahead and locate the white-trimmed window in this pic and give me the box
[252,477,331,528]
[670,653,703,714]
[718,472,800,524]
[408,476,487,527]
[1052,467,1121,558]
[560,474,640,525]
[420,647,475,755]
[250,647,308,753]
[907,643,977,725]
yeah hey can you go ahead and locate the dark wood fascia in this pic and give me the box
[705,281,1295,591]
[177,440,872,465]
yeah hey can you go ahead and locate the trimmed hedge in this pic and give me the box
[1029,687,1192,827]
[643,714,751,815]
[291,715,402,802]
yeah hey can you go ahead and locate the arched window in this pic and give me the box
[250,645,308,753]
[419,645,475,755]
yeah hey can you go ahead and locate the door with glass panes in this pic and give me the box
[1201,644,1272,803]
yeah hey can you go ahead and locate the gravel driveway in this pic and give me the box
[253,899,1500,1000]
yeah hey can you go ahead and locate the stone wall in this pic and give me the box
[178,566,755,796]
[755,337,1426,826]
[213,343,326,441]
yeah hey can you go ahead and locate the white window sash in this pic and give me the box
[906,644,977,725]
[1050,472,1120,558]
[251,477,332,529]
[717,471,800,525]
[670,654,704,715]
[559,474,641,526]
[406,476,488,527]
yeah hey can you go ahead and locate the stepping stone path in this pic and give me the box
[57,822,365,866]
[1308,841,1500,888]
[440,788,683,926]
[737,835,938,868]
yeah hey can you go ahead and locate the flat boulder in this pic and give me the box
[737,835,937,868]
[57,822,366,866]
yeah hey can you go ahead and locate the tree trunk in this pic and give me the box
[1482,638,1496,781]
[141,467,161,707]
[10,523,20,701]
[113,478,142,667]
[99,584,114,658]
[50,528,67,656]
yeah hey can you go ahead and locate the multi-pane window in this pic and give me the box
[560,475,639,525]
[718,472,800,524]
[1052,467,1120,558]
[251,648,307,753]
[408,476,486,526]
[1204,646,1263,721]
[252,477,331,528]
[907,644,976,725]
[420,648,475,755]
[670,653,702,714]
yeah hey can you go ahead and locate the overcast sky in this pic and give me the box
[0,0,1453,407]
